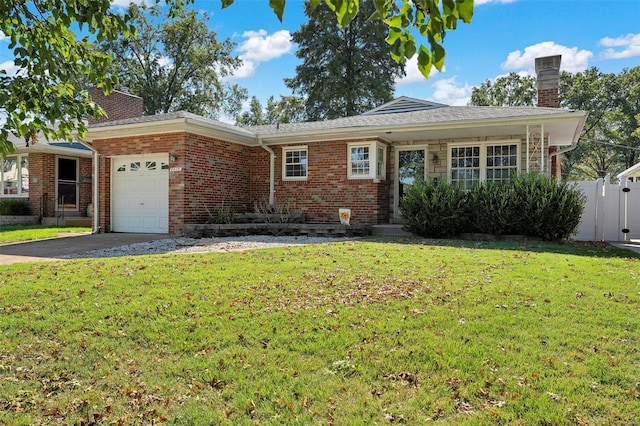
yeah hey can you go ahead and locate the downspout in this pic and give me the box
[91,149,99,234]
[258,137,275,205]
[78,140,100,234]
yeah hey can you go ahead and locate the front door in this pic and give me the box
[395,147,427,218]
[57,157,79,211]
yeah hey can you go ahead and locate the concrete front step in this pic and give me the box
[42,217,93,227]
[371,224,413,237]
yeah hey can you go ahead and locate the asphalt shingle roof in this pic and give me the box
[88,104,584,141]
[249,106,580,136]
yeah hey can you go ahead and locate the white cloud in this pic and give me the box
[237,29,292,62]
[0,60,20,77]
[600,33,640,59]
[395,56,443,85]
[475,0,516,4]
[0,31,7,42]
[226,29,292,81]
[111,0,145,7]
[430,77,472,106]
[223,60,258,81]
[158,55,172,68]
[502,41,593,74]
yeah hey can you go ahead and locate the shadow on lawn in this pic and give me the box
[364,235,640,260]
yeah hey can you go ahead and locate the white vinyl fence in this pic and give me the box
[574,178,640,242]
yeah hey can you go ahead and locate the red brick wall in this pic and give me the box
[91,132,253,234]
[88,88,144,125]
[78,157,93,216]
[249,140,390,225]
[27,152,56,217]
[183,135,252,224]
[92,132,391,233]
[537,87,559,108]
[92,132,186,234]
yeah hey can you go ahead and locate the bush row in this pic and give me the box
[399,173,586,240]
[0,199,30,216]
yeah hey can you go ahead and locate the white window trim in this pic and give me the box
[347,141,386,180]
[448,140,520,185]
[282,145,308,181]
[1,153,29,198]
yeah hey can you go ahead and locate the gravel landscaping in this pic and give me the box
[59,235,355,259]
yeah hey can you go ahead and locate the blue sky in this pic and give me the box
[2,0,639,111]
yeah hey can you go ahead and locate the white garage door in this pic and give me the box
[111,155,169,233]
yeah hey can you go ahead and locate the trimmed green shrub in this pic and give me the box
[400,173,586,241]
[0,199,30,215]
[464,180,516,235]
[509,173,586,240]
[399,179,466,238]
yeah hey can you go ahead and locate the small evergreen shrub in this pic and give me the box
[509,173,586,240]
[399,179,466,238]
[464,181,516,235]
[400,173,586,240]
[0,199,30,215]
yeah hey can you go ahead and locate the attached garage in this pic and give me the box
[111,154,169,233]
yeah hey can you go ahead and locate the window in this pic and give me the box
[1,154,29,197]
[486,144,518,182]
[348,142,386,180]
[450,142,519,189]
[450,146,480,189]
[282,146,308,180]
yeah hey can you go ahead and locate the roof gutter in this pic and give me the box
[258,137,275,205]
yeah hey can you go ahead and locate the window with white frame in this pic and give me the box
[1,154,29,197]
[450,142,519,189]
[282,146,308,180]
[348,141,386,180]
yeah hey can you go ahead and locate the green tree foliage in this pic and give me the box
[561,67,640,180]
[469,72,536,106]
[1,0,471,155]
[236,97,265,127]
[286,1,405,120]
[102,3,245,118]
[224,0,473,78]
[265,95,306,124]
[0,0,137,155]
[236,95,305,126]
[470,66,640,180]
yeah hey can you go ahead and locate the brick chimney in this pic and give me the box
[88,87,144,125]
[535,55,562,178]
[535,55,561,108]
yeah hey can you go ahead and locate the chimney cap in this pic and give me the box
[535,55,561,76]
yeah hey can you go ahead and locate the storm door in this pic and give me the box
[57,157,79,211]
[394,147,427,218]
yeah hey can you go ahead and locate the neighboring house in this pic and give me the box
[3,55,588,235]
[2,133,93,223]
[617,161,640,183]
[1,87,143,226]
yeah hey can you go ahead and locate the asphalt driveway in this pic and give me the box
[0,233,173,265]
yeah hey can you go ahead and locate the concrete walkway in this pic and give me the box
[0,233,173,265]
[610,241,640,256]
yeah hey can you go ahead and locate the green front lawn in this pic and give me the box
[1,239,639,424]
[0,225,91,244]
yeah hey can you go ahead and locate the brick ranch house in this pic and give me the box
[2,55,587,234]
